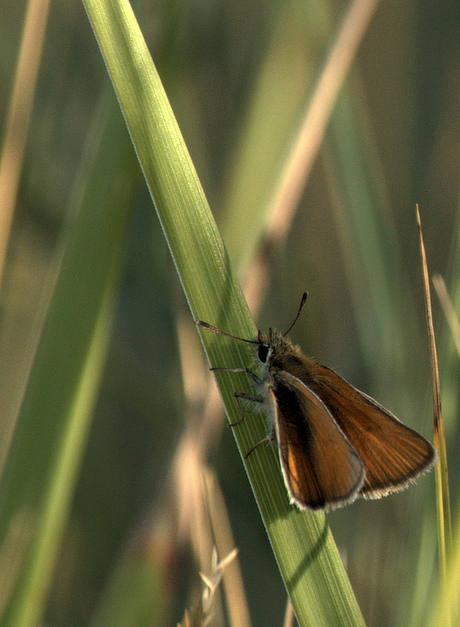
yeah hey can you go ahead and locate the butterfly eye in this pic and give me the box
[258,345,269,364]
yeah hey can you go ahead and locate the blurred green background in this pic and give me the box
[1,0,459,626]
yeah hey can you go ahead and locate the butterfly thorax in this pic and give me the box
[254,329,317,385]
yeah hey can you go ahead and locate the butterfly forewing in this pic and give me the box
[303,363,436,497]
[270,371,365,509]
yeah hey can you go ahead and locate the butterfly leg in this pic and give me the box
[210,366,270,455]
[228,391,264,427]
[210,366,264,426]
[233,391,275,458]
[211,366,262,386]
[243,435,273,459]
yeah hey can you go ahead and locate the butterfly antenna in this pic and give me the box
[283,292,308,336]
[195,320,256,344]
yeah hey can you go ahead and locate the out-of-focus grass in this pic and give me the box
[0,0,459,625]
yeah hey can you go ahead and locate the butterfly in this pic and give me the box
[196,293,436,510]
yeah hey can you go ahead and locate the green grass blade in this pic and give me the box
[0,90,138,627]
[82,1,366,625]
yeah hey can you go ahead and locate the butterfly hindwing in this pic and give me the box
[301,363,436,497]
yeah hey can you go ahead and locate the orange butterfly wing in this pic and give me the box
[302,363,436,498]
[269,371,365,509]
